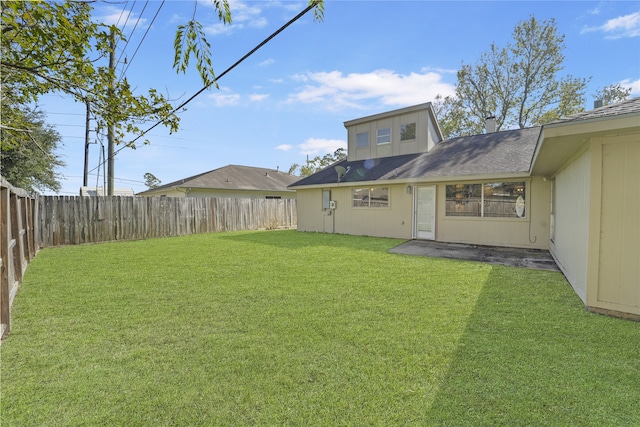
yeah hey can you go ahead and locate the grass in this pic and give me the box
[1,230,638,426]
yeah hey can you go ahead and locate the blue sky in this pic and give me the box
[38,0,640,195]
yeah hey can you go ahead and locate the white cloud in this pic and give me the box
[259,58,275,67]
[298,138,346,156]
[581,12,640,39]
[204,0,267,35]
[96,5,147,29]
[276,144,293,151]
[249,93,269,102]
[208,92,241,106]
[620,78,640,95]
[287,69,456,110]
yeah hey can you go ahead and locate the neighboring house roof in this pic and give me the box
[138,165,299,195]
[290,127,542,187]
[80,187,135,196]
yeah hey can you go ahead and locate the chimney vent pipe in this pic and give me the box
[485,116,496,133]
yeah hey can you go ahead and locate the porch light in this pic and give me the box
[406,185,412,194]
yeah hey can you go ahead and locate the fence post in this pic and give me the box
[1,186,11,339]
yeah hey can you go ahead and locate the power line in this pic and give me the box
[117,1,144,57]
[118,1,165,81]
[89,1,319,175]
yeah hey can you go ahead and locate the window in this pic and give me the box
[400,123,416,141]
[356,132,369,148]
[352,187,389,208]
[446,182,526,218]
[483,182,525,218]
[376,127,391,144]
[446,184,482,216]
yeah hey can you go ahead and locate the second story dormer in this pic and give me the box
[344,102,443,162]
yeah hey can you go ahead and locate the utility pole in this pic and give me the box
[83,100,90,187]
[107,28,116,196]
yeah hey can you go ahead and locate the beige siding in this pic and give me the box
[347,105,437,161]
[295,189,325,232]
[588,133,640,316]
[435,178,550,249]
[296,184,413,238]
[296,178,550,248]
[550,148,591,302]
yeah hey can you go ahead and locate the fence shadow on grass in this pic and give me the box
[425,265,640,426]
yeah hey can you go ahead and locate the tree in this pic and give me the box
[0,107,65,194]
[1,1,180,151]
[432,95,477,139]
[439,16,589,138]
[289,147,346,177]
[144,173,162,189]
[1,0,324,190]
[593,83,632,106]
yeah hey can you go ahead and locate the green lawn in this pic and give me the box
[1,230,638,426]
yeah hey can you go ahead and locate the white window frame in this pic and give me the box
[352,187,389,208]
[376,127,391,145]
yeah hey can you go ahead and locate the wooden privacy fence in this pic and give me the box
[37,196,297,248]
[1,178,37,340]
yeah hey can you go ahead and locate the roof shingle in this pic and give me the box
[291,127,541,187]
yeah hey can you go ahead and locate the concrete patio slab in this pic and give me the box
[389,240,560,271]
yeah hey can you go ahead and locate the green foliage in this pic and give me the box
[593,83,632,106]
[2,231,638,425]
[174,20,217,88]
[439,16,589,137]
[0,1,181,194]
[290,147,346,177]
[173,0,324,88]
[143,172,161,189]
[1,1,180,152]
[0,108,65,194]
[432,94,479,139]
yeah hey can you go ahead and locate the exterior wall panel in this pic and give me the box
[590,134,640,316]
[550,149,591,302]
[347,104,437,161]
[296,184,413,238]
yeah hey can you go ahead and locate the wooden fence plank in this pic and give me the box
[35,196,297,248]
[1,178,37,340]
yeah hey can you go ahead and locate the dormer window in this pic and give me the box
[356,132,369,148]
[377,127,391,145]
[400,123,416,141]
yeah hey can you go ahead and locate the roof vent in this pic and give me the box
[485,116,496,133]
[594,100,603,109]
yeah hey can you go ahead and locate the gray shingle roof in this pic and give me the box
[142,165,299,193]
[290,127,541,187]
[550,97,640,124]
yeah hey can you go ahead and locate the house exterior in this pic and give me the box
[290,99,640,319]
[137,165,299,199]
[531,99,640,319]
